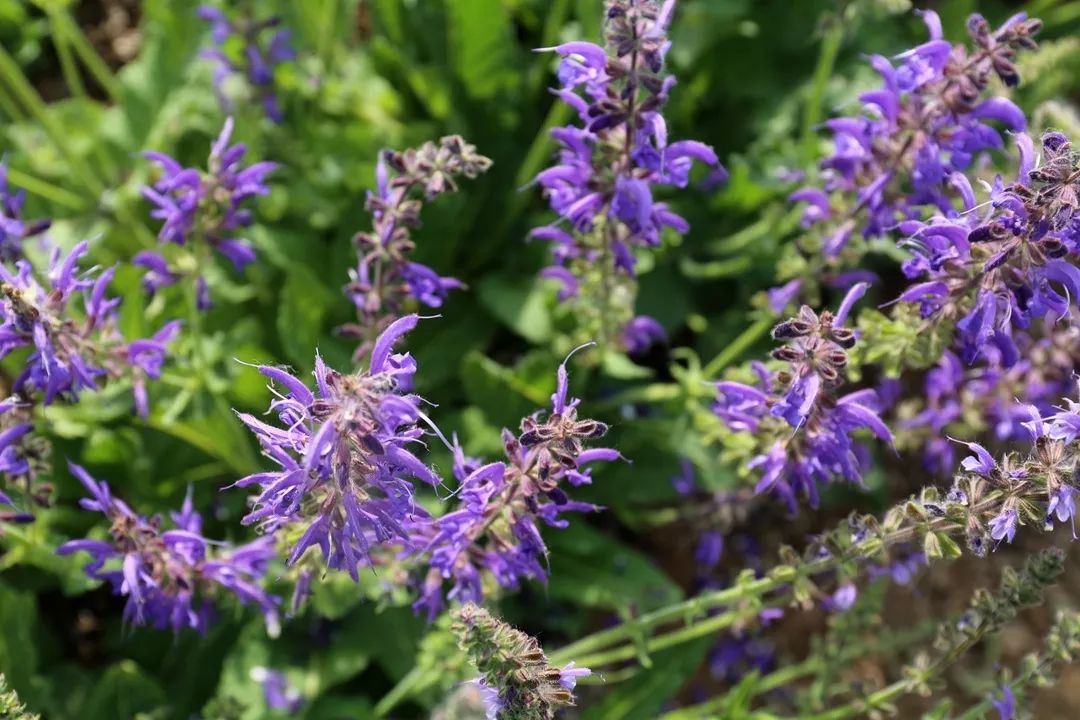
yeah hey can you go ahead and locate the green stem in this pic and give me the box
[374,666,430,717]
[48,10,87,100]
[316,0,339,68]
[801,15,844,163]
[52,8,123,103]
[548,573,784,665]
[0,80,25,122]
[548,511,972,670]
[702,315,774,378]
[2,167,86,210]
[0,43,103,196]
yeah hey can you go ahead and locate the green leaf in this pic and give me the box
[277,264,338,370]
[0,586,39,701]
[446,0,516,99]
[580,637,712,720]
[477,275,553,343]
[84,661,165,720]
[546,522,682,612]
[459,350,550,427]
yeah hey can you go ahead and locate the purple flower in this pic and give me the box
[695,530,724,571]
[0,161,50,263]
[671,458,696,495]
[234,315,437,580]
[57,464,280,633]
[410,355,615,619]
[715,285,894,510]
[1047,485,1077,537]
[825,583,858,612]
[991,685,1015,720]
[786,10,1039,299]
[0,242,178,413]
[623,315,666,354]
[708,631,776,684]
[250,668,304,712]
[989,508,1018,545]
[558,662,591,690]
[894,131,1080,368]
[142,118,275,310]
[767,279,802,314]
[340,138,491,358]
[197,6,295,122]
[532,0,723,349]
[957,440,996,476]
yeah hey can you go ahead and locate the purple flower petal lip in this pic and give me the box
[915,8,943,40]
[767,279,802,313]
[539,266,579,301]
[948,172,977,211]
[837,395,893,443]
[972,98,1026,131]
[834,281,869,326]
[369,314,420,374]
[1015,132,1036,185]
[952,438,996,476]
[896,280,950,303]
[789,188,830,213]
[859,89,899,124]
[989,508,1018,544]
[258,365,314,406]
[535,41,608,70]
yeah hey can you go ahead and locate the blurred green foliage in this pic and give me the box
[1,0,1079,717]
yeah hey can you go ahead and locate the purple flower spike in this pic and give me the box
[776,9,1040,301]
[141,118,275,310]
[0,160,50,263]
[58,464,280,633]
[234,315,438,580]
[716,290,893,510]
[532,0,723,350]
[409,357,612,619]
[198,6,295,122]
[0,243,178,413]
[340,137,491,358]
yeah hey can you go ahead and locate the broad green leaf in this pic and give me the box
[447,0,517,99]
[546,522,682,612]
[84,661,165,720]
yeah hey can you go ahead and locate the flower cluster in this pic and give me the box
[898,325,1080,475]
[0,162,50,263]
[939,389,1080,554]
[410,355,615,619]
[896,131,1080,368]
[140,118,275,310]
[714,283,893,511]
[451,603,589,720]
[0,400,50,521]
[338,136,491,358]
[778,10,1040,311]
[233,315,438,580]
[532,0,723,351]
[0,241,179,414]
[197,5,296,123]
[58,463,280,633]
